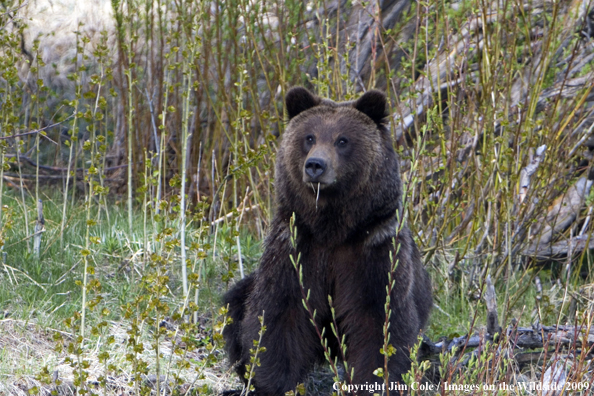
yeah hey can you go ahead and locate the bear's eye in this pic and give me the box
[305,135,315,144]
[337,137,348,147]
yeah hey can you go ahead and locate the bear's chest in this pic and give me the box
[300,243,364,289]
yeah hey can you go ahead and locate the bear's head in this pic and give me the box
[280,86,393,192]
[275,87,401,242]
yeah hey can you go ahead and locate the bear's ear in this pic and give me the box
[353,90,388,124]
[286,87,321,120]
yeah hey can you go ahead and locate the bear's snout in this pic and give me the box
[304,157,327,180]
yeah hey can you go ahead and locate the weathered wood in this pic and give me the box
[420,323,594,362]
[522,236,594,258]
[518,145,547,206]
[33,199,45,260]
[484,275,501,337]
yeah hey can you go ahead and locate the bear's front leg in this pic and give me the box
[240,274,324,396]
[334,299,418,395]
[332,259,420,395]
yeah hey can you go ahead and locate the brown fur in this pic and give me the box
[223,87,432,395]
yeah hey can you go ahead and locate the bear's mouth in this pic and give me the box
[302,172,337,187]
[305,180,334,191]
[307,180,337,195]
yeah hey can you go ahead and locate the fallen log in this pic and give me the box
[419,269,594,381]
[522,236,594,259]
[422,323,594,358]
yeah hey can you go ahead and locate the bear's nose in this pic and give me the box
[304,158,327,180]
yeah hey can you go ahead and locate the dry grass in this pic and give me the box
[0,317,240,395]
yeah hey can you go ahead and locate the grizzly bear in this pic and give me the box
[222,87,432,395]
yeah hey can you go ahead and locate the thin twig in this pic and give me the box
[0,114,74,141]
